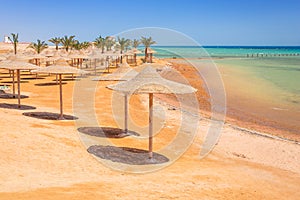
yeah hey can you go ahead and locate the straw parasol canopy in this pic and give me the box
[26,53,47,66]
[125,48,142,56]
[124,48,142,65]
[93,62,138,134]
[32,59,88,119]
[68,51,89,59]
[0,60,40,108]
[93,61,137,81]
[40,49,55,57]
[0,55,7,60]
[132,48,142,54]
[107,66,196,158]
[146,48,156,54]
[135,62,167,72]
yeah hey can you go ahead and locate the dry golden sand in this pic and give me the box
[0,63,300,199]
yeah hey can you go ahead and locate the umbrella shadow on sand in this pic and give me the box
[1,80,29,84]
[21,77,45,80]
[35,82,67,86]
[78,127,140,138]
[0,103,36,110]
[23,112,78,120]
[87,145,169,165]
[0,91,28,99]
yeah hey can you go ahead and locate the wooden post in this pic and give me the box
[12,70,15,98]
[134,54,137,65]
[58,74,64,120]
[124,95,128,133]
[17,69,21,108]
[149,93,153,159]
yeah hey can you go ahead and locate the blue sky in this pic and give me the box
[1,0,300,45]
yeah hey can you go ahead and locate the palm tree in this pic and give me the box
[118,37,130,54]
[60,35,75,52]
[105,36,115,51]
[48,37,61,50]
[72,41,91,50]
[28,39,48,54]
[132,39,140,49]
[80,41,91,50]
[140,36,156,62]
[94,35,106,53]
[132,39,141,65]
[117,37,130,64]
[8,33,19,54]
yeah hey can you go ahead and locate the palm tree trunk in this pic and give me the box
[14,43,17,54]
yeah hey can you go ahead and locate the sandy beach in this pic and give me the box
[0,57,300,199]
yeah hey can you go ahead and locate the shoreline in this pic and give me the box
[155,94,300,146]
[158,57,300,142]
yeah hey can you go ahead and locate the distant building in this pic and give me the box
[4,35,11,43]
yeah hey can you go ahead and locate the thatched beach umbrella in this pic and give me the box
[107,66,196,158]
[27,53,46,66]
[93,62,137,81]
[32,60,88,119]
[0,60,40,108]
[68,51,89,68]
[146,48,156,63]
[126,48,142,65]
[0,55,7,61]
[135,62,167,72]
[93,62,138,133]
[87,50,106,74]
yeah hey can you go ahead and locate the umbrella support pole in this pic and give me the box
[58,74,64,120]
[56,75,58,84]
[17,69,21,108]
[149,93,153,159]
[124,95,128,133]
[12,70,15,98]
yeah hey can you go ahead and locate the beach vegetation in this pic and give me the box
[94,36,106,53]
[140,36,156,62]
[8,33,19,55]
[60,35,76,52]
[28,39,48,54]
[48,37,61,50]
[117,37,130,63]
[133,39,140,48]
[105,36,115,51]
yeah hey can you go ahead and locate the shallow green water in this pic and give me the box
[215,57,300,97]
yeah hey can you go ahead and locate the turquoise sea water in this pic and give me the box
[147,46,300,98]
[145,46,300,134]
[145,46,300,58]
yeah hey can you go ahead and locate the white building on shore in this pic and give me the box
[4,35,11,43]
